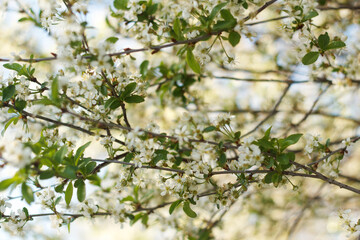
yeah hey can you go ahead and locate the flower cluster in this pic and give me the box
[339,209,360,239]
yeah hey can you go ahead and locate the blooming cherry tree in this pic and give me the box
[0,0,360,239]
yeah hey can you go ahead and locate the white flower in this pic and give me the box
[78,199,98,218]
[49,214,64,228]
[36,187,55,208]
[175,125,190,146]
[0,196,12,214]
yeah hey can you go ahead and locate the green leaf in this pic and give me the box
[228,31,241,47]
[208,2,228,21]
[2,85,16,102]
[39,170,55,179]
[220,9,235,21]
[278,152,295,166]
[325,41,346,50]
[234,131,241,140]
[65,182,73,206]
[318,32,330,50]
[173,18,184,40]
[272,172,282,185]
[186,49,201,74]
[218,153,227,167]
[105,97,122,109]
[242,1,248,9]
[58,166,77,179]
[203,126,216,133]
[0,178,16,191]
[124,95,145,103]
[302,10,318,22]
[183,201,197,218]
[121,82,137,99]
[22,207,29,218]
[15,99,26,111]
[302,52,319,65]
[130,213,144,226]
[212,9,237,32]
[51,77,59,103]
[169,199,183,214]
[85,162,97,175]
[76,180,86,202]
[114,0,128,10]
[3,63,22,72]
[106,37,119,43]
[152,149,168,164]
[21,183,34,204]
[18,17,32,22]
[33,97,55,106]
[1,116,19,136]
[100,85,108,96]
[147,3,158,15]
[277,154,289,165]
[55,184,65,193]
[278,134,303,151]
[74,142,91,166]
[140,60,149,78]
[54,145,68,164]
[213,20,236,32]
[264,172,275,184]
[124,152,134,163]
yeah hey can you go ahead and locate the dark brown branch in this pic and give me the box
[2,103,125,145]
[291,161,360,195]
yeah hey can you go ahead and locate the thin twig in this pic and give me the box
[241,84,291,138]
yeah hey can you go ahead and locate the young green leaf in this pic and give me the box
[124,95,145,103]
[54,145,68,164]
[140,60,149,78]
[169,199,183,214]
[106,37,119,43]
[74,142,91,166]
[21,183,34,204]
[85,162,97,175]
[76,180,86,202]
[228,31,241,47]
[318,32,330,50]
[3,63,22,72]
[114,0,128,10]
[65,182,73,206]
[264,172,275,184]
[186,49,201,74]
[302,10,318,22]
[302,52,319,65]
[51,77,60,103]
[0,178,16,191]
[325,41,346,50]
[218,153,227,167]
[203,126,216,133]
[208,2,228,21]
[173,18,184,40]
[15,99,26,111]
[124,152,134,162]
[121,82,137,99]
[2,85,16,102]
[1,116,19,136]
[278,134,303,151]
[39,170,55,180]
[105,97,122,109]
[183,201,197,218]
